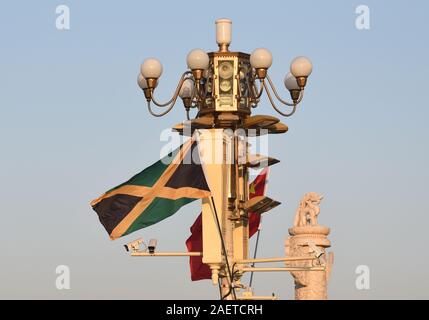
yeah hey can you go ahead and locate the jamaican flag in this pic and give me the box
[90,136,211,240]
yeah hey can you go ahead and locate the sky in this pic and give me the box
[0,0,428,299]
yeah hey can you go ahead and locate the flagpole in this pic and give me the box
[249,226,261,288]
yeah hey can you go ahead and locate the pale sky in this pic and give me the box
[1,0,428,299]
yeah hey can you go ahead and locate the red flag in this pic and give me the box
[248,167,269,237]
[186,168,269,281]
[185,213,211,281]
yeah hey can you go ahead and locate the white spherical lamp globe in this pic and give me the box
[250,48,273,69]
[179,79,194,99]
[187,49,209,70]
[137,74,148,90]
[284,72,300,90]
[290,56,313,77]
[140,58,163,79]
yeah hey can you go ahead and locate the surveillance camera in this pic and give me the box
[124,238,144,253]
[148,239,157,254]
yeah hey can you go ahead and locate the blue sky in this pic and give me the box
[0,0,428,299]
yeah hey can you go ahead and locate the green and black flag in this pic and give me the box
[90,136,211,240]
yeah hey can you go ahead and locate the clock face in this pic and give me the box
[218,61,234,79]
[220,79,232,92]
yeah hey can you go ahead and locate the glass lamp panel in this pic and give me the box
[214,57,237,111]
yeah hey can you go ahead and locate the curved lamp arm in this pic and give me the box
[151,71,193,107]
[147,100,176,117]
[194,80,205,101]
[265,75,303,106]
[263,81,305,117]
[249,78,264,101]
[247,78,264,109]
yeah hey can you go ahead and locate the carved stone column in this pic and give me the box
[285,225,333,300]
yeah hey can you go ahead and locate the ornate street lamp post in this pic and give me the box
[134,19,330,300]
